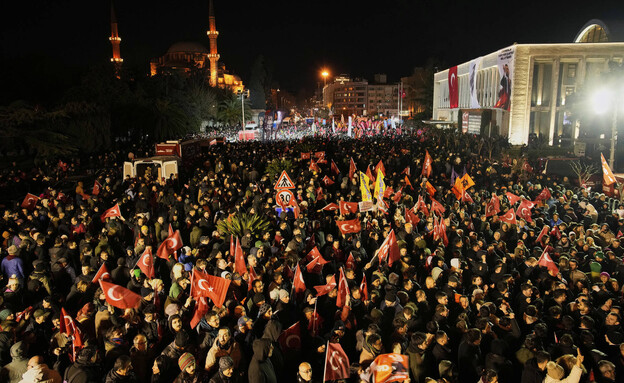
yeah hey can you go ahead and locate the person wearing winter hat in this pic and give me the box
[209,356,235,383]
[175,352,199,383]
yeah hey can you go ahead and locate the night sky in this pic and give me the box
[1,0,624,103]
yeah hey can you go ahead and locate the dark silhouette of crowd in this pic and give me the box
[0,127,622,383]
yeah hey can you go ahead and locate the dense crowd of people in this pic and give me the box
[0,127,622,383]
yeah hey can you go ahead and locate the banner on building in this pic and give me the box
[469,57,482,109]
[494,47,515,111]
[448,66,458,108]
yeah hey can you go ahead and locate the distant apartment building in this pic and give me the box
[322,74,399,117]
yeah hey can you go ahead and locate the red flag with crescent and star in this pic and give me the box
[310,159,320,173]
[422,150,433,178]
[336,268,350,308]
[234,237,247,276]
[516,199,535,223]
[156,230,183,260]
[506,192,521,205]
[91,263,111,284]
[448,66,459,108]
[349,157,357,179]
[278,321,302,352]
[21,193,39,210]
[248,266,259,291]
[321,203,339,211]
[377,230,400,266]
[322,176,335,186]
[190,268,231,307]
[137,247,155,278]
[99,280,142,309]
[536,225,550,244]
[401,166,410,176]
[190,296,209,329]
[405,207,420,226]
[92,181,102,196]
[499,208,517,225]
[100,203,122,222]
[306,255,329,274]
[360,274,369,301]
[331,160,340,175]
[535,187,552,202]
[339,201,359,216]
[602,153,617,186]
[415,195,429,216]
[324,342,350,381]
[60,307,84,360]
[486,195,501,217]
[293,264,306,295]
[430,197,446,216]
[337,219,361,235]
[538,250,559,275]
[346,253,356,270]
[313,275,336,296]
[375,160,386,177]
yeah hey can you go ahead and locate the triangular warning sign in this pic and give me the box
[275,170,295,190]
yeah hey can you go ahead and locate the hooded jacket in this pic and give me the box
[248,339,277,383]
[0,342,28,383]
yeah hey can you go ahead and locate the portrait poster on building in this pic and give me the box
[495,47,515,111]
[469,57,482,109]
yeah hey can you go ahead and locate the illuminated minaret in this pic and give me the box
[110,2,123,70]
[207,0,220,87]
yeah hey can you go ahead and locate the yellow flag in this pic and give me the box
[459,173,475,191]
[359,171,372,202]
[373,169,386,201]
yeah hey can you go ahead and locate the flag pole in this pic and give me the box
[189,268,195,297]
[323,340,329,382]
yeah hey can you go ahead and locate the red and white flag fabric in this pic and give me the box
[551,225,562,240]
[293,264,306,294]
[430,198,446,216]
[448,66,459,108]
[92,263,111,284]
[137,247,155,278]
[306,256,329,274]
[401,166,410,176]
[234,237,247,276]
[535,187,552,202]
[461,189,474,204]
[168,224,174,237]
[321,203,339,211]
[404,175,413,190]
[100,203,122,222]
[536,225,550,244]
[499,209,517,225]
[425,181,436,198]
[375,160,386,177]
[301,152,311,160]
[349,158,357,179]
[322,176,335,186]
[191,269,231,307]
[21,193,39,210]
[323,342,350,381]
[331,160,340,175]
[92,181,102,196]
[310,159,321,173]
[602,153,617,186]
[190,296,209,329]
[392,187,403,204]
[422,150,433,178]
[377,230,400,266]
[156,230,183,260]
[415,195,429,216]
[486,195,501,217]
[538,250,559,275]
[516,199,535,223]
[336,268,350,308]
[506,192,521,205]
[313,275,336,296]
[278,321,302,352]
[405,207,420,226]
[366,165,375,183]
[60,307,84,354]
[346,253,356,270]
[337,219,362,235]
[339,201,359,216]
[360,274,369,301]
[360,353,409,383]
[248,266,259,291]
[99,280,142,309]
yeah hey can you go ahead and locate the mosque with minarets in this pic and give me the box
[109,0,243,92]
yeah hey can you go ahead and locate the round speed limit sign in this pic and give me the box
[276,190,295,208]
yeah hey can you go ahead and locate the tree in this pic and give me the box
[570,160,599,187]
[218,95,251,126]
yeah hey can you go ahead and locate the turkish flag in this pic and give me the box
[100,203,122,222]
[301,152,311,160]
[156,230,183,260]
[383,186,394,200]
[99,280,142,309]
[336,268,350,308]
[190,296,209,329]
[305,246,323,263]
[346,253,356,270]
[486,195,501,217]
[430,197,446,216]
[92,181,102,196]
[306,256,328,274]
[422,150,433,177]
[523,160,533,173]
[448,66,459,108]
[405,207,420,226]
[375,160,386,177]
[21,193,39,210]
[316,186,324,201]
[323,342,350,381]
[322,176,335,186]
[137,247,155,278]
[248,266,259,291]
[438,219,449,247]
[313,275,336,296]
[538,251,559,275]
[321,203,339,211]
[499,208,517,225]
[535,187,552,202]
[360,274,369,301]
[331,160,340,175]
[506,192,521,205]
[339,201,359,216]
[461,190,474,204]
[401,166,410,176]
[191,269,231,307]
[315,151,326,161]
[309,159,320,172]
[363,353,409,383]
[293,264,306,294]
[92,263,111,284]
[551,225,562,240]
[392,187,403,204]
[168,224,174,237]
[536,225,550,244]
[377,230,400,266]
[60,307,80,339]
[415,195,429,216]
[349,157,357,179]
[278,321,302,352]
[425,181,436,197]
[234,238,246,276]
[337,219,361,235]
[602,153,617,186]
[516,199,535,223]
[366,165,375,183]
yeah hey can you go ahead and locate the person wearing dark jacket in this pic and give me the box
[520,351,550,383]
[208,356,235,383]
[104,355,137,383]
[457,328,483,383]
[63,346,100,383]
[0,341,28,383]
[248,339,277,383]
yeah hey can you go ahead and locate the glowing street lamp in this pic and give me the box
[321,70,329,86]
[592,87,618,168]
